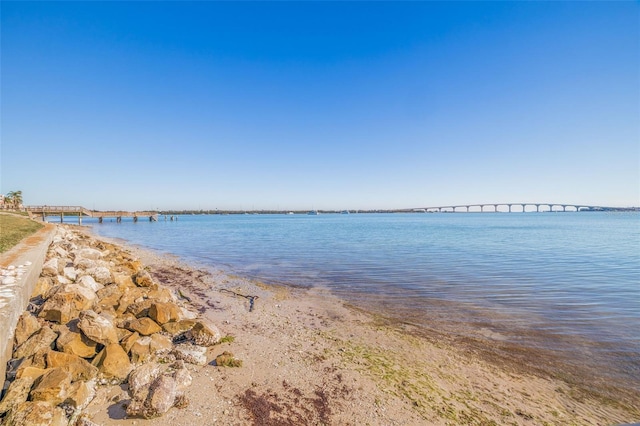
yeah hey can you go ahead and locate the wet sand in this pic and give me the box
[80,228,640,425]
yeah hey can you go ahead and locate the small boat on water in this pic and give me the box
[307,210,319,215]
[341,210,350,214]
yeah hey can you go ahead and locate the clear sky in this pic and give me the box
[1,1,638,211]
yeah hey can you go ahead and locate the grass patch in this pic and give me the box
[0,213,43,253]
[215,351,243,367]
[219,335,235,344]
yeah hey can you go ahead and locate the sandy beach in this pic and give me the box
[75,227,638,426]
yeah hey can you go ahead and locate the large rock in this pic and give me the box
[123,317,162,336]
[39,288,95,324]
[86,266,112,284]
[126,375,177,419]
[78,310,119,345]
[63,266,78,281]
[162,319,197,335]
[133,270,154,287]
[0,376,36,415]
[64,379,96,410]
[129,336,152,363]
[149,302,182,325]
[186,319,221,346]
[114,273,136,290]
[96,285,121,310]
[171,343,207,366]
[126,299,154,318]
[42,258,59,276]
[74,248,104,260]
[32,277,54,298]
[150,333,173,354]
[2,401,68,426]
[45,350,98,381]
[128,362,163,396]
[76,275,103,292]
[14,312,41,348]
[120,331,140,353]
[92,343,132,381]
[14,326,58,359]
[74,257,98,270]
[56,325,98,358]
[30,367,73,405]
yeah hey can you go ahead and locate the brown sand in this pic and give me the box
[81,230,639,425]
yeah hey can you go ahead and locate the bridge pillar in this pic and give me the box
[535,204,540,212]
[60,213,64,223]
[494,205,499,212]
[562,205,566,212]
[480,205,484,212]
[78,213,82,225]
[466,206,469,212]
[508,204,512,213]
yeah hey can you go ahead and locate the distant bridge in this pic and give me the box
[409,203,634,213]
[26,206,158,224]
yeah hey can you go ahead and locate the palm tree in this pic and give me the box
[5,190,23,209]
[12,191,23,209]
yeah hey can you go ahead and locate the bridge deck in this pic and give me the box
[26,206,157,218]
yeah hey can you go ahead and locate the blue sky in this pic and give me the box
[1,2,638,210]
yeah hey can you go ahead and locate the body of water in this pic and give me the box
[77,212,639,387]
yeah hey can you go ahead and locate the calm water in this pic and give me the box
[77,212,639,385]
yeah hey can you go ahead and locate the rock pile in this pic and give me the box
[0,226,226,425]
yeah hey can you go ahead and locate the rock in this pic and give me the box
[149,302,182,325]
[74,248,103,260]
[33,277,53,298]
[45,350,98,381]
[95,284,121,310]
[147,286,175,303]
[76,275,103,292]
[116,288,148,315]
[162,319,197,335]
[0,376,36,415]
[123,317,162,336]
[187,319,221,346]
[55,275,72,285]
[93,343,132,381]
[172,363,192,390]
[126,299,153,318]
[125,259,144,273]
[121,331,140,353]
[86,266,112,284]
[63,266,78,281]
[38,288,94,324]
[130,336,152,363]
[63,379,96,409]
[133,270,154,287]
[128,362,163,396]
[2,401,68,426]
[42,258,59,276]
[14,326,58,359]
[75,415,101,426]
[56,326,98,358]
[74,257,97,270]
[54,246,69,258]
[126,375,177,419]
[15,366,47,381]
[78,310,119,345]
[14,312,42,348]
[150,333,173,353]
[1,276,16,284]
[113,273,135,290]
[171,343,207,366]
[30,367,73,405]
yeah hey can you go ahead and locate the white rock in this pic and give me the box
[76,275,103,292]
[64,267,78,281]
[74,248,104,260]
[171,344,207,366]
[1,276,16,285]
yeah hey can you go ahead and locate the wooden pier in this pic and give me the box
[26,206,158,224]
